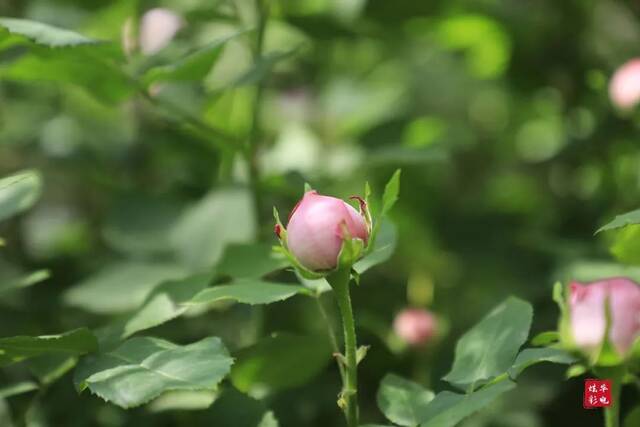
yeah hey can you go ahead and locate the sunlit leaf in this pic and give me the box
[443,297,532,388]
[610,225,640,265]
[231,333,331,393]
[0,328,97,367]
[597,208,640,233]
[188,279,311,306]
[0,170,42,222]
[74,336,233,408]
[376,373,435,427]
[419,380,516,427]
[0,18,98,47]
[63,261,188,314]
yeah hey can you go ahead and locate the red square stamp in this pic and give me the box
[583,379,612,409]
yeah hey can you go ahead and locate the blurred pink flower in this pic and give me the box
[569,277,640,357]
[609,59,640,110]
[285,191,368,271]
[139,8,184,55]
[394,308,437,346]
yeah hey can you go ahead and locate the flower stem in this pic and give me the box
[598,366,625,427]
[327,268,359,427]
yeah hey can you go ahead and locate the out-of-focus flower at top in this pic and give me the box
[276,191,370,272]
[394,308,437,346]
[609,59,640,110]
[122,8,184,56]
[567,277,640,360]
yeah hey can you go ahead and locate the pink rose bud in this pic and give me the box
[394,308,437,346]
[139,8,184,55]
[569,278,640,357]
[609,59,640,110]
[285,191,369,271]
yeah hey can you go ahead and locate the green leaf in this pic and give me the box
[216,243,287,278]
[74,336,233,408]
[623,405,640,427]
[207,387,280,427]
[0,18,98,47]
[27,353,78,385]
[0,328,97,367]
[0,269,49,296]
[231,333,331,393]
[0,170,42,222]
[96,274,212,349]
[565,364,587,379]
[147,390,218,413]
[530,331,559,346]
[63,261,187,314]
[381,169,401,216]
[354,221,397,274]
[0,19,132,103]
[0,381,38,399]
[597,208,640,233]
[508,348,576,378]
[234,49,299,87]
[188,279,311,306]
[419,380,516,427]
[143,30,248,85]
[376,373,435,427]
[145,390,218,413]
[170,188,256,271]
[102,195,183,256]
[443,297,532,388]
[610,225,640,265]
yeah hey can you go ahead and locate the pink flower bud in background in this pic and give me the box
[139,8,184,55]
[285,191,369,271]
[609,59,640,110]
[569,277,640,357]
[394,308,437,346]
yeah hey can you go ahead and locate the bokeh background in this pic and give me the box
[1,0,640,426]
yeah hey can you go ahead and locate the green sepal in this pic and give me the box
[366,169,401,256]
[356,345,370,365]
[565,364,587,379]
[592,294,625,367]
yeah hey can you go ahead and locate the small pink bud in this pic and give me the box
[285,191,369,271]
[139,8,184,55]
[569,277,640,357]
[394,308,437,346]
[609,59,640,110]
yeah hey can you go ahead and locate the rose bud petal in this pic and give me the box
[286,191,368,271]
[394,308,437,346]
[569,277,640,357]
[139,8,184,55]
[609,59,640,110]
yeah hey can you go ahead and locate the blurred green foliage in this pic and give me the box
[1,0,640,426]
